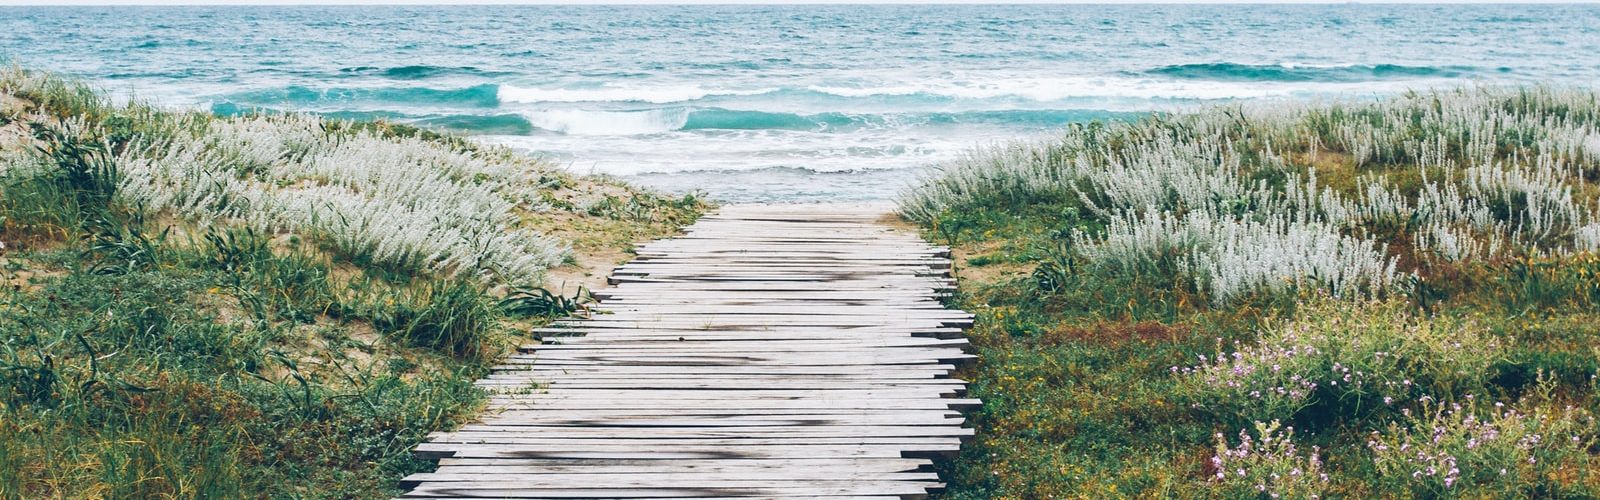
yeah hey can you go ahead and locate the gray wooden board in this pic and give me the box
[403,204,976,499]
[432,426,974,438]
[533,330,957,337]
[401,483,938,498]
[547,322,968,330]
[490,360,957,369]
[503,357,975,366]
[477,381,962,389]
[588,306,969,315]
[487,365,957,374]
[480,380,960,389]
[518,339,963,347]
[476,384,961,392]
[472,409,964,419]
[421,437,965,447]
[431,457,933,467]
[483,399,982,410]
[511,345,963,355]
[453,416,964,428]
[404,472,942,483]
[479,390,962,400]
[517,345,969,354]
[527,338,969,348]
[412,443,960,459]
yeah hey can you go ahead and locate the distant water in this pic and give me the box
[4,5,1599,202]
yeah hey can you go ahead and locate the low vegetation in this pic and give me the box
[0,67,705,497]
[902,87,1600,497]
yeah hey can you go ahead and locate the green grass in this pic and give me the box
[906,89,1600,497]
[0,67,706,498]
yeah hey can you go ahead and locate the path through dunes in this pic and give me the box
[401,203,978,499]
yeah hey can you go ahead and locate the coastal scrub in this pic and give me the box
[904,87,1600,497]
[0,67,706,498]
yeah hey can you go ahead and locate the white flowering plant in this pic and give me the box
[901,87,1600,304]
[115,114,570,286]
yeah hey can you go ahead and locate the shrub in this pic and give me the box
[1209,420,1330,499]
[1078,210,1404,304]
[1176,300,1501,427]
[1366,391,1596,496]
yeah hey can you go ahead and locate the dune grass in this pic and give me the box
[0,68,706,498]
[902,87,1600,497]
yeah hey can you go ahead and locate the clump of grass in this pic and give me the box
[502,285,591,319]
[201,226,337,323]
[1,119,119,247]
[0,66,113,122]
[377,278,503,360]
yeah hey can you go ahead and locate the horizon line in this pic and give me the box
[3,0,1597,5]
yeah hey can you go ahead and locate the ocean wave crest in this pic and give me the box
[522,108,691,135]
[338,65,513,80]
[518,108,1132,136]
[223,84,502,108]
[499,84,776,104]
[1144,62,1475,82]
[220,76,1470,116]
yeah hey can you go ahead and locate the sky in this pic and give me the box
[1,0,1595,4]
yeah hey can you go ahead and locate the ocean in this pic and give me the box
[3,4,1599,202]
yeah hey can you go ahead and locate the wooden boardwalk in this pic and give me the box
[402,204,977,499]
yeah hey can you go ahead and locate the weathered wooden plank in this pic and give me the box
[532,326,965,336]
[434,426,974,438]
[405,472,942,484]
[422,437,966,449]
[413,442,960,459]
[480,390,963,401]
[516,347,955,356]
[506,356,975,367]
[483,398,983,411]
[483,376,965,385]
[525,338,969,349]
[489,364,957,374]
[431,457,934,468]
[401,482,938,498]
[485,368,964,377]
[550,320,963,330]
[479,382,962,392]
[454,416,964,428]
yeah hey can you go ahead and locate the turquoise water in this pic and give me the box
[4,5,1599,201]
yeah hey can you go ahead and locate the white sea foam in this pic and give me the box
[521,108,690,135]
[498,84,774,104]
[501,77,1455,108]
[480,125,1033,176]
[807,76,1461,102]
